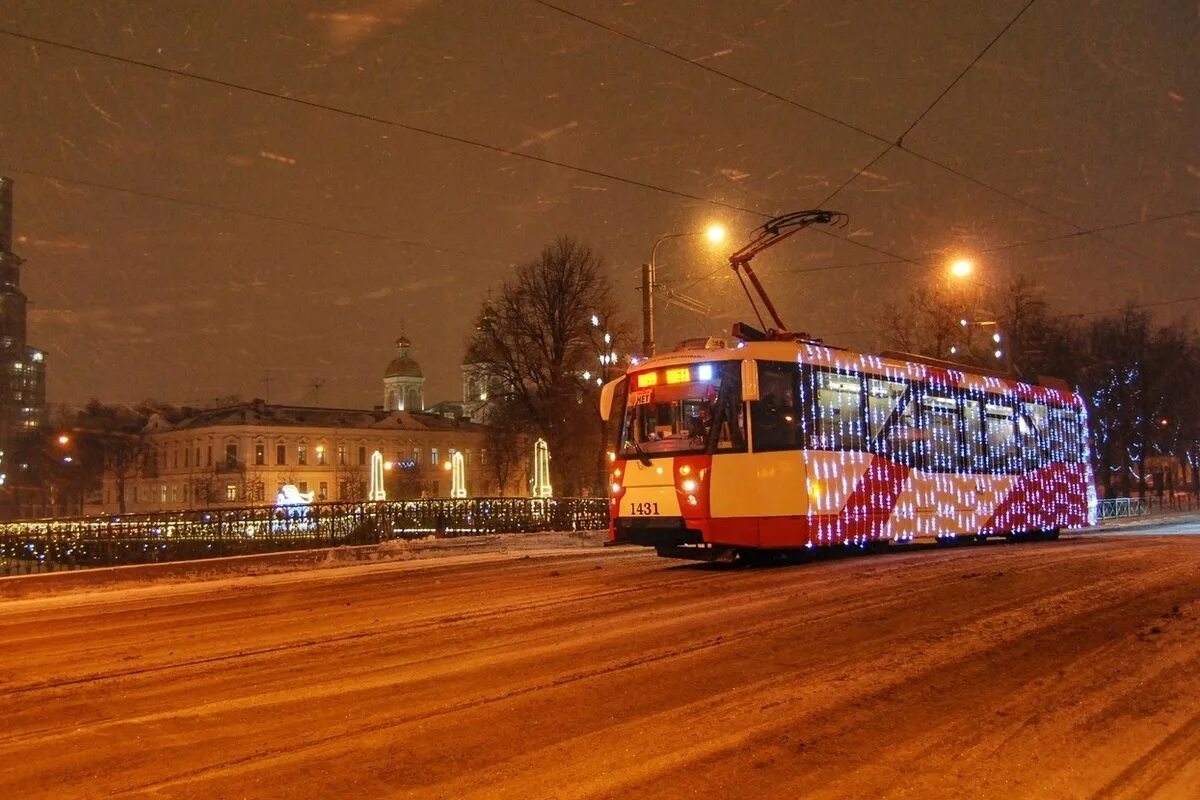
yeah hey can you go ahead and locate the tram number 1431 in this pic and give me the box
[628,501,661,516]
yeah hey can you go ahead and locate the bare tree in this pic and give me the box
[71,401,148,514]
[465,236,626,495]
[882,280,973,363]
[480,398,526,496]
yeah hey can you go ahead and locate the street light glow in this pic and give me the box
[705,223,727,244]
[950,258,974,279]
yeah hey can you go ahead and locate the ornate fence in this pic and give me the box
[0,497,609,575]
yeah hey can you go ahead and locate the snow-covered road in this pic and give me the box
[2,529,1199,798]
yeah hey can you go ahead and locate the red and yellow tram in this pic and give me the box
[601,336,1097,560]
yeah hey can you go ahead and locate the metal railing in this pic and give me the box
[1097,494,1199,520]
[1097,498,1146,520]
[0,496,609,576]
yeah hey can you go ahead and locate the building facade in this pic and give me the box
[88,401,521,515]
[0,177,46,459]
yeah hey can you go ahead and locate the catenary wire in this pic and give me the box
[0,28,765,219]
[818,0,1039,207]
[5,166,521,266]
[677,206,1199,289]
[0,27,930,270]
[530,0,1171,271]
[1,24,1189,286]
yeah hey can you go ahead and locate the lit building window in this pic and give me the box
[316,445,327,466]
[298,445,308,465]
[255,444,266,466]
[225,484,238,501]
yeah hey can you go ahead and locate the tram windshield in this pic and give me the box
[618,361,744,458]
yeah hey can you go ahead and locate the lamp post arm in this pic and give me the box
[643,230,706,358]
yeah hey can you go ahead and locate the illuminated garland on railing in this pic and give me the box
[0,497,610,571]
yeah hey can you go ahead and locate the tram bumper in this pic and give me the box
[610,517,703,547]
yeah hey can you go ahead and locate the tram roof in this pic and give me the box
[629,338,1082,408]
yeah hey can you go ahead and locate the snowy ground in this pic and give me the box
[2,524,1199,798]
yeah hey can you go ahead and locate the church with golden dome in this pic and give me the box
[383,335,424,412]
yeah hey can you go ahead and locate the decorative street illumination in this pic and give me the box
[532,438,552,498]
[450,451,467,498]
[368,450,386,501]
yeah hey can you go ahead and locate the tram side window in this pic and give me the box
[962,395,987,472]
[753,362,803,451]
[984,400,1019,474]
[1047,406,1081,464]
[866,377,918,466]
[1019,402,1049,472]
[813,370,866,451]
[921,387,962,473]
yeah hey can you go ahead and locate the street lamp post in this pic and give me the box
[642,224,725,357]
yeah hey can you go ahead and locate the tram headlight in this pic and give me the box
[678,465,692,476]
[610,482,622,495]
[681,478,698,493]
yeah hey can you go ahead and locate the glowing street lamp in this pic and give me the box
[949,258,974,279]
[642,222,728,357]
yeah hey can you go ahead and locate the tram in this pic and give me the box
[600,335,1096,559]
[600,210,1096,560]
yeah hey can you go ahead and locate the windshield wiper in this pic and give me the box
[628,437,652,467]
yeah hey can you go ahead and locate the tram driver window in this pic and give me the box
[814,371,865,451]
[753,362,801,451]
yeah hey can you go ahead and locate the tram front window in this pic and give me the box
[619,363,744,457]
